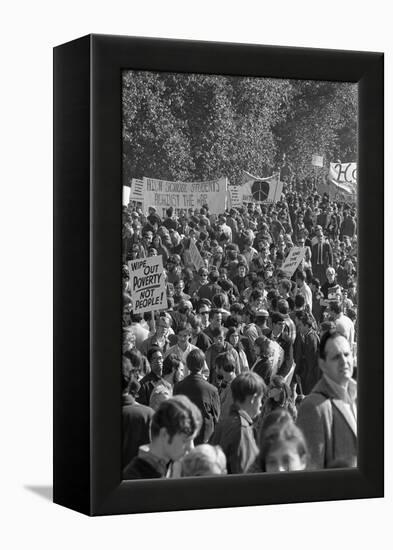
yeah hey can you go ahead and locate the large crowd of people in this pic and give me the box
[121,178,358,479]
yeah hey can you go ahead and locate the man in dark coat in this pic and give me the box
[293,311,320,395]
[122,357,154,471]
[297,331,357,469]
[137,346,165,406]
[311,232,333,285]
[210,372,266,474]
[173,348,220,445]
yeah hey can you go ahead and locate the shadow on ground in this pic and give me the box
[24,485,53,501]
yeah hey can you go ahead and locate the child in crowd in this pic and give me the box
[249,409,308,473]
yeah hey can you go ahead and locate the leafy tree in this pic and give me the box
[274,80,358,181]
[122,71,357,186]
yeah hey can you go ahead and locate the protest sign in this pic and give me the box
[228,185,242,208]
[189,238,205,272]
[280,247,307,278]
[122,185,131,206]
[143,177,228,216]
[128,255,167,314]
[130,178,145,201]
[312,154,324,167]
[240,172,283,204]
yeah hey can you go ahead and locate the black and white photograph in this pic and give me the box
[4,0,389,546]
[121,70,359,480]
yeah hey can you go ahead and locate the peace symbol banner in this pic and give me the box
[240,171,283,204]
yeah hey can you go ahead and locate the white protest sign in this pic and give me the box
[143,177,228,216]
[280,247,307,278]
[228,185,242,208]
[128,255,167,314]
[130,178,144,200]
[122,185,131,206]
[312,154,324,167]
[189,238,205,272]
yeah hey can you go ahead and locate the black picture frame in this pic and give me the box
[53,34,384,516]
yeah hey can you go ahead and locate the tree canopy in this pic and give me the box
[122,70,357,185]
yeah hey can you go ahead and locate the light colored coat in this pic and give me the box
[297,375,357,469]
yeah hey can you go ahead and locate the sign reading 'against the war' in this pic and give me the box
[143,177,228,216]
[128,255,167,314]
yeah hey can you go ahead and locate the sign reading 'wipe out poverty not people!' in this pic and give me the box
[128,255,167,314]
[281,247,307,278]
[143,177,228,215]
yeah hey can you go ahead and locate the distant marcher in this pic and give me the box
[174,348,220,445]
[210,372,266,474]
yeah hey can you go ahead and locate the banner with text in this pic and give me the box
[281,247,307,278]
[128,255,167,314]
[143,177,228,216]
[329,162,357,191]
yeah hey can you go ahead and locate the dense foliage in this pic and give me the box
[122,71,357,185]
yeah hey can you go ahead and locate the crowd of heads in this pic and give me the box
[121,178,358,478]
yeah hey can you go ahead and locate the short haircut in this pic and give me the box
[209,308,222,320]
[329,301,342,315]
[177,321,192,334]
[212,293,229,310]
[249,289,263,302]
[150,395,202,441]
[279,279,291,293]
[231,372,266,403]
[215,351,236,373]
[311,277,320,288]
[211,326,225,339]
[181,444,227,477]
[319,330,346,359]
[147,346,162,363]
[186,348,206,374]
[295,270,306,282]
[190,316,202,329]
[277,299,290,314]
[230,303,244,314]
[209,270,219,283]
[243,307,256,323]
[198,298,212,310]
[267,289,280,301]
[162,354,182,377]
